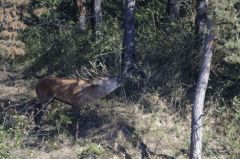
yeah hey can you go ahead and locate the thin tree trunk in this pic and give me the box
[121,0,136,76]
[190,34,213,159]
[195,0,208,44]
[166,0,180,20]
[190,1,213,158]
[76,0,87,31]
[94,0,102,40]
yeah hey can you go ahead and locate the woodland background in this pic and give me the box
[0,0,239,158]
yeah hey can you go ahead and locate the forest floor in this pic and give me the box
[0,70,234,159]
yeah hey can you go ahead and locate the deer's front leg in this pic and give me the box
[72,105,80,139]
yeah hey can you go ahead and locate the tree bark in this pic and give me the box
[190,34,213,159]
[195,0,208,44]
[122,0,136,76]
[93,0,102,40]
[76,0,87,31]
[190,1,213,159]
[166,0,180,20]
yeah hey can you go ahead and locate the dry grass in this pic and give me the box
[0,30,18,40]
[0,71,32,100]
[0,0,29,60]
[9,144,84,159]
[1,0,30,6]
[0,40,26,59]
[33,7,48,17]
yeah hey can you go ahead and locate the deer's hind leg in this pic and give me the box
[34,95,54,127]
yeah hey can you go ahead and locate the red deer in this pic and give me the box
[34,76,121,138]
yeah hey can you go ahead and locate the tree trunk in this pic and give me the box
[166,0,180,20]
[190,34,213,159]
[122,0,136,76]
[76,0,87,31]
[190,1,213,159]
[195,0,208,44]
[93,0,102,40]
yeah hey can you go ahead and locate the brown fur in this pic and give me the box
[34,77,120,138]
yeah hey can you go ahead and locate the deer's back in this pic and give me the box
[36,77,91,105]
